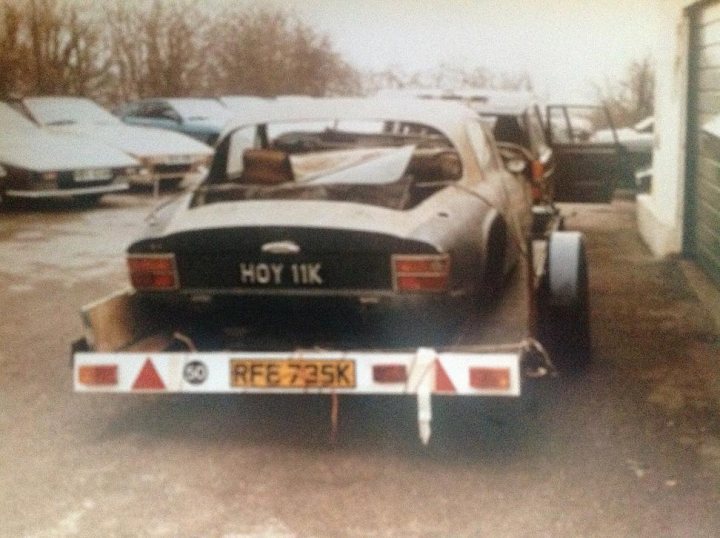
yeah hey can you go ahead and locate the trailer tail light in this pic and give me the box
[531,160,545,202]
[78,365,118,386]
[531,160,544,182]
[392,254,450,292]
[373,364,407,383]
[469,367,510,390]
[127,254,178,290]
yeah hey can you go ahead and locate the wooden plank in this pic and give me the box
[700,18,720,46]
[697,66,720,91]
[697,218,720,251]
[698,154,720,187]
[697,176,720,215]
[698,112,719,128]
[699,1,720,26]
[697,89,720,112]
[696,198,720,236]
[698,156,720,189]
[698,43,720,69]
[696,233,720,288]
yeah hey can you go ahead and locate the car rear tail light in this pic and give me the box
[392,254,450,292]
[531,160,544,181]
[127,254,178,290]
[469,367,511,390]
[373,364,407,383]
[530,160,545,202]
[78,365,118,386]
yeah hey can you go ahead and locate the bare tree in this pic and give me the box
[593,55,655,127]
[0,1,25,98]
[212,6,360,97]
[2,0,361,103]
[22,0,110,96]
[105,0,211,102]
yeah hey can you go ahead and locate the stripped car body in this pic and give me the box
[127,98,530,304]
[15,97,214,187]
[73,98,599,443]
[0,103,139,202]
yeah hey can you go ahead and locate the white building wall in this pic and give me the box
[637,0,697,256]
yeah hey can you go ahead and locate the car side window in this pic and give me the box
[137,102,175,121]
[122,103,142,118]
[133,102,156,118]
[226,126,260,179]
[466,120,500,174]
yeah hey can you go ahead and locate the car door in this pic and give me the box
[545,105,624,203]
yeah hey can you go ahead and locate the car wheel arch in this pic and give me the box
[479,210,508,295]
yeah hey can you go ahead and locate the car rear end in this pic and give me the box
[2,164,139,200]
[127,224,457,314]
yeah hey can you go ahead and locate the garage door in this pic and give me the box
[687,0,720,288]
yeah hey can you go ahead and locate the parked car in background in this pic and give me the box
[0,103,140,206]
[592,116,653,153]
[13,97,214,189]
[116,98,233,146]
[380,89,622,204]
[591,116,653,190]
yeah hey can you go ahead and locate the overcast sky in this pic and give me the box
[233,0,661,102]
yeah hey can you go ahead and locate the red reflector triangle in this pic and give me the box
[132,359,165,390]
[435,360,456,393]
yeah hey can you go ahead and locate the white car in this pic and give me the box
[592,116,653,154]
[17,97,214,188]
[0,103,140,205]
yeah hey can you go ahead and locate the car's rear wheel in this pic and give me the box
[536,231,591,372]
[480,218,507,303]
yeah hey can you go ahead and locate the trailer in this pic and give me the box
[72,205,589,444]
[70,97,608,444]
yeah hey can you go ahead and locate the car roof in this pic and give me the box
[376,88,537,116]
[221,97,479,144]
[23,96,95,106]
[162,97,223,105]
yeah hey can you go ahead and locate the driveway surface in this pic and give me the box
[0,194,719,537]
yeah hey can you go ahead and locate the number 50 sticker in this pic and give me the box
[183,361,208,385]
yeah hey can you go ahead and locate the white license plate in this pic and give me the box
[164,155,192,165]
[239,262,324,286]
[74,168,112,182]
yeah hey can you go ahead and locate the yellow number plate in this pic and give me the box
[230,359,356,389]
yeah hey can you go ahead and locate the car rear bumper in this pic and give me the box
[4,183,129,198]
[128,164,207,184]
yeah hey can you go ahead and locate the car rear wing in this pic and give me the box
[72,289,554,444]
